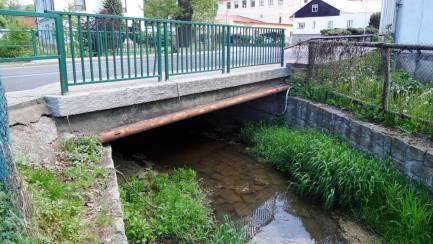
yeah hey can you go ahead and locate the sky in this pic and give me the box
[18,0,33,5]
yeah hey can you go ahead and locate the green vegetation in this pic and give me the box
[0,184,29,242]
[242,124,433,243]
[17,137,107,242]
[103,0,123,15]
[292,50,433,139]
[369,12,381,29]
[120,168,246,243]
[320,27,378,36]
[143,0,218,22]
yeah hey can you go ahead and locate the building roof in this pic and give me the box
[322,0,381,13]
[215,15,268,24]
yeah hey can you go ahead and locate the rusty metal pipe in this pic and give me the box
[98,84,290,143]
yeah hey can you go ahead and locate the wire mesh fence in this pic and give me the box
[288,40,433,139]
[0,77,15,190]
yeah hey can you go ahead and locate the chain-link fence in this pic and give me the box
[0,77,15,190]
[288,40,433,139]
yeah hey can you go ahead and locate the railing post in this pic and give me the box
[163,22,169,81]
[280,29,285,67]
[54,14,68,94]
[156,22,163,81]
[381,47,391,111]
[226,25,231,74]
[31,29,38,57]
[221,25,226,74]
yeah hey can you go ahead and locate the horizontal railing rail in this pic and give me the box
[0,10,285,94]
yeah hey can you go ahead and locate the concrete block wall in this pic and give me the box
[285,97,433,189]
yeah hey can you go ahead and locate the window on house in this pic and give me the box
[328,21,333,28]
[74,0,86,10]
[242,0,247,8]
[312,4,318,12]
[259,0,264,6]
[347,20,353,28]
[312,20,316,29]
[122,0,127,12]
[227,1,231,9]
[278,0,283,5]
[269,0,273,5]
[298,22,305,29]
[234,0,239,8]
[251,0,256,7]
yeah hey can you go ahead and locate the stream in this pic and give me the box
[112,120,376,243]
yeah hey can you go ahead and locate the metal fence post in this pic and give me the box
[381,47,391,111]
[226,25,231,74]
[156,22,163,81]
[280,29,285,67]
[54,14,69,94]
[31,29,38,57]
[221,26,226,74]
[163,22,169,81]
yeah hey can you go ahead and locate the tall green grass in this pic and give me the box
[242,124,433,243]
[120,168,246,243]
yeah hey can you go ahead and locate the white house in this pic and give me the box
[291,0,380,41]
[217,0,308,26]
[35,0,144,30]
[379,0,433,45]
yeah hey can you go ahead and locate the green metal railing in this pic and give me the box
[0,10,285,94]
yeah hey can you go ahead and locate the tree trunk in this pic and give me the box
[177,0,193,47]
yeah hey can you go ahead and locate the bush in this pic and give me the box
[320,27,378,36]
[242,125,433,243]
[0,184,28,242]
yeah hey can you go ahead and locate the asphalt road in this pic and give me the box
[0,49,302,92]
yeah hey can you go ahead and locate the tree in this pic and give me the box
[142,0,183,19]
[103,0,123,16]
[369,12,381,29]
[190,0,218,22]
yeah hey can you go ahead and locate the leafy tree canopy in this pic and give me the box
[369,12,381,29]
[103,0,123,16]
[143,0,218,22]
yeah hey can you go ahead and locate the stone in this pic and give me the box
[390,137,407,162]
[409,161,433,185]
[425,151,433,168]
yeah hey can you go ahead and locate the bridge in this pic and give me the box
[2,10,290,141]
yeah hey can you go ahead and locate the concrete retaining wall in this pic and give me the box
[285,97,433,189]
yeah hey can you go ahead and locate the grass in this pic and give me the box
[292,50,433,140]
[120,168,246,243]
[0,184,29,243]
[17,136,108,242]
[241,124,433,243]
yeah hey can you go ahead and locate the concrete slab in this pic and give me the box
[45,65,289,117]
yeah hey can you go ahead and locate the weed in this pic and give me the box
[17,136,107,242]
[0,184,29,242]
[243,124,433,243]
[120,169,247,243]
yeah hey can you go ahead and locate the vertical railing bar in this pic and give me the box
[111,18,117,80]
[55,14,69,94]
[126,19,131,78]
[221,25,225,73]
[103,19,109,80]
[190,24,193,72]
[145,20,150,76]
[96,18,102,80]
[139,20,144,77]
[207,25,210,70]
[68,15,77,83]
[170,22,174,74]
[185,24,189,73]
[87,16,94,82]
[133,21,138,78]
[180,24,184,72]
[119,19,124,79]
[163,22,169,80]
[198,25,202,71]
[156,21,162,81]
[280,29,285,67]
[176,24,179,73]
[227,25,231,73]
[194,24,197,71]
[77,16,86,82]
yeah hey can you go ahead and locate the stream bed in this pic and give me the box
[112,122,376,243]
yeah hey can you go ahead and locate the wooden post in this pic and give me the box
[381,47,391,111]
[306,41,316,85]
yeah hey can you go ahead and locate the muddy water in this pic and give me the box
[112,123,372,243]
